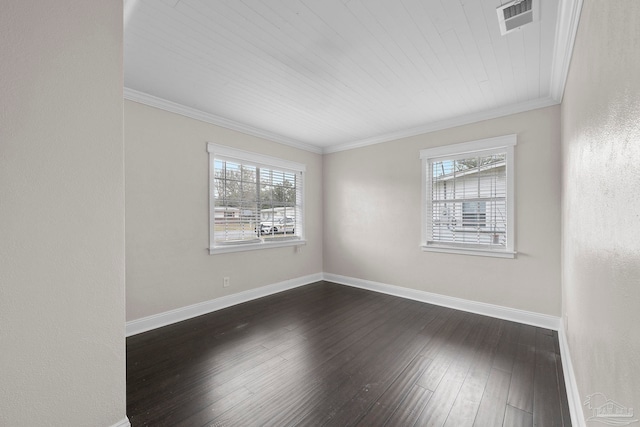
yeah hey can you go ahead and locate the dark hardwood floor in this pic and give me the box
[127,281,571,426]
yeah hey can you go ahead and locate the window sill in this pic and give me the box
[210,239,306,255]
[421,244,516,259]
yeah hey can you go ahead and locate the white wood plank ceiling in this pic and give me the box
[124,0,581,153]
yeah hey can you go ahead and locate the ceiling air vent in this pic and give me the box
[497,0,536,35]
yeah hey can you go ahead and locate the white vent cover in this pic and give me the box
[497,0,536,35]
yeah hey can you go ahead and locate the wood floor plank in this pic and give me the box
[383,385,433,427]
[131,355,290,426]
[443,318,503,427]
[127,283,327,353]
[355,356,433,426]
[414,374,464,427]
[503,405,533,427]
[555,348,572,426]
[533,330,564,426]
[242,299,402,398]
[518,324,537,347]
[501,320,523,343]
[319,306,443,426]
[269,302,433,426]
[419,310,467,361]
[416,311,476,391]
[126,281,572,427]
[173,386,254,427]
[413,316,494,426]
[127,285,356,391]
[215,361,353,426]
[215,297,427,425]
[473,368,511,427]
[507,343,536,413]
[127,330,305,423]
[492,321,520,373]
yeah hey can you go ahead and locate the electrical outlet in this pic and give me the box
[223,277,230,287]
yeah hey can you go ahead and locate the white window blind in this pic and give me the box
[421,135,516,258]
[208,143,305,254]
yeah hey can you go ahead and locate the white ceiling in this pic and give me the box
[124,0,581,153]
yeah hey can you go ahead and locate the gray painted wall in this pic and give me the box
[562,0,640,423]
[124,101,323,321]
[0,1,126,425]
[323,106,562,316]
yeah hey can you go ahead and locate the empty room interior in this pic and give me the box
[2,0,640,426]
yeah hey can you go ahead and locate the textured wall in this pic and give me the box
[124,101,323,321]
[324,106,562,316]
[561,0,640,422]
[0,1,126,426]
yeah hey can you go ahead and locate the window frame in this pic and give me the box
[208,142,306,255]
[420,134,517,258]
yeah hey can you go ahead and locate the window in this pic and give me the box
[420,135,516,258]
[462,201,486,227]
[208,143,305,254]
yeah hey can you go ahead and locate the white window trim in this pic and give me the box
[210,238,307,255]
[420,134,517,259]
[207,142,306,255]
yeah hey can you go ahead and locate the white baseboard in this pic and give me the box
[110,417,130,427]
[127,271,560,333]
[558,325,586,427]
[126,271,578,424]
[126,273,323,336]
[322,273,561,330]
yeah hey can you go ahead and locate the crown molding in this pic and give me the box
[323,96,559,154]
[124,88,561,155]
[124,89,561,156]
[123,88,323,154]
[124,0,582,156]
[549,0,584,102]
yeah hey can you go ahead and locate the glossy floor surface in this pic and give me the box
[127,281,571,426]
